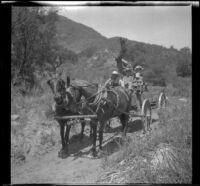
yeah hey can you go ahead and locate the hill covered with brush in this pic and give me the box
[11,7,191,95]
[55,15,191,86]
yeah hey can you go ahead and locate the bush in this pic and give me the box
[79,46,98,58]
[171,77,191,97]
[144,68,166,87]
[176,47,191,77]
[176,61,191,77]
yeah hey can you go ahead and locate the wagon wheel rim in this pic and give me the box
[141,99,152,133]
[158,92,167,109]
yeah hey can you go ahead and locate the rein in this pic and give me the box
[67,83,131,117]
[73,86,105,106]
[80,87,122,116]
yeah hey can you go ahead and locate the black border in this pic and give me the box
[1,1,199,185]
[191,4,200,185]
[1,2,11,185]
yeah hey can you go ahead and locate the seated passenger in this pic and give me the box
[105,71,123,88]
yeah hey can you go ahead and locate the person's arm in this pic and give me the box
[119,78,125,87]
[105,78,111,87]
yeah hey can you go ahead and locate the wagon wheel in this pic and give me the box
[141,99,152,134]
[158,92,167,109]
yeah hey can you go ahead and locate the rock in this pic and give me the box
[12,121,20,126]
[179,98,187,102]
[11,114,20,121]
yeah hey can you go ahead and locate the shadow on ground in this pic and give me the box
[105,117,158,133]
[61,117,159,159]
[102,136,132,155]
[105,119,144,133]
[71,135,129,160]
[67,134,93,155]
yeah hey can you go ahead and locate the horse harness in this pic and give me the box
[82,86,131,117]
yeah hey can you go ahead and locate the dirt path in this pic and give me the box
[11,112,159,184]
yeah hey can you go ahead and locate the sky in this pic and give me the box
[57,5,191,50]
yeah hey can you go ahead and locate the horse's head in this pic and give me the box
[47,77,68,106]
[65,77,99,113]
[64,76,83,113]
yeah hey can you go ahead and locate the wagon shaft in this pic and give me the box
[54,115,97,120]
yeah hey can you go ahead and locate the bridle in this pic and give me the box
[51,78,69,108]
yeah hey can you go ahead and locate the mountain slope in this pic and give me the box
[56,15,107,52]
[55,15,191,85]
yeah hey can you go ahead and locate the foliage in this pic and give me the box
[125,43,146,66]
[176,47,192,77]
[144,65,166,87]
[78,46,98,58]
[12,7,62,95]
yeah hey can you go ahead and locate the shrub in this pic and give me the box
[79,46,98,58]
[171,77,191,97]
[144,69,166,87]
[176,47,192,78]
[176,61,191,77]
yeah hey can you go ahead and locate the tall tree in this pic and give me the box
[11,7,59,93]
[115,38,129,75]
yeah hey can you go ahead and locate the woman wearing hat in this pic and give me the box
[134,65,144,85]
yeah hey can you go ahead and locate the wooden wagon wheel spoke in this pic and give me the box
[141,99,152,134]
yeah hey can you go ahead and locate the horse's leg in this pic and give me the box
[91,120,97,157]
[98,122,104,151]
[119,114,129,137]
[58,121,65,157]
[119,114,125,131]
[80,119,86,142]
[89,121,93,139]
[61,123,71,158]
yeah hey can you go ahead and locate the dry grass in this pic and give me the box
[11,80,86,166]
[97,94,192,184]
[11,85,60,165]
[166,77,191,98]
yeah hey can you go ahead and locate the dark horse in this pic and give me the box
[65,77,132,157]
[47,77,92,158]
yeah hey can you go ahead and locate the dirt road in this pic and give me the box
[11,112,159,184]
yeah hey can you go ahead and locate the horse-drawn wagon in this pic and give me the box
[48,76,167,158]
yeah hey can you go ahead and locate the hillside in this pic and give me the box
[56,15,108,52]
[55,15,191,86]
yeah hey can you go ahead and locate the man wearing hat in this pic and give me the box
[105,71,123,88]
